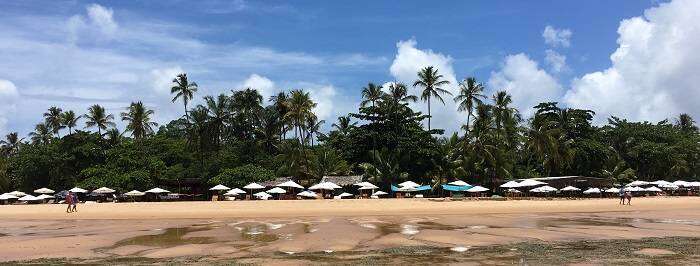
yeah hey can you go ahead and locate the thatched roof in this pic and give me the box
[321,175,362,186]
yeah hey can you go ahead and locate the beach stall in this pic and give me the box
[626,180,649,187]
[530,185,558,197]
[441,183,472,198]
[18,195,42,204]
[645,186,663,196]
[336,192,354,199]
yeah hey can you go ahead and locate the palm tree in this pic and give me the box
[413,66,452,131]
[332,115,356,136]
[361,83,384,108]
[121,101,158,140]
[61,110,80,135]
[284,89,316,146]
[171,73,198,120]
[454,77,486,133]
[386,82,418,104]
[1,132,23,156]
[676,113,698,133]
[43,106,64,137]
[492,91,514,131]
[270,91,290,139]
[84,104,116,136]
[203,94,231,147]
[306,116,325,147]
[29,123,52,144]
[105,128,122,146]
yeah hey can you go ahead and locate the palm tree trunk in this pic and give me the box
[466,112,471,136]
[427,98,431,131]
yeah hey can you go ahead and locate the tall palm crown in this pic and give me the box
[121,101,158,140]
[332,115,356,136]
[61,110,80,135]
[43,106,64,137]
[1,132,23,156]
[203,93,231,145]
[454,77,486,133]
[84,104,116,136]
[387,82,418,104]
[269,91,290,139]
[29,123,52,144]
[361,83,384,108]
[171,73,198,119]
[284,89,316,145]
[492,91,514,130]
[676,113,698,133]
[413,66,452,131]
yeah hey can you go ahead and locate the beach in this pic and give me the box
[2,197,700,264]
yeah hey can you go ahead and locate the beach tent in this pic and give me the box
[517,179,547,187]
[626,180,649,187]
[645,186,663,192]
[34,188,55,194]
[93,187,116,194]
[560,186,581,192]
[466,186,489,193]
[372,190,388,196]
[448,180,471,187]
[338,192,353,198]
[277,180,304,189]
[297,191,318,198]
[124,190,145,196]
[605,188,620,193]
[254,191,272,199]
[209,184,231,191]
[0,193,19,200]
[398,181,420,188]
[500,181,521,188]
[266,187,286,194]
[582,188,601,194]
[145,187,170,194]
[8,191,27,197]
[69,187,88,193]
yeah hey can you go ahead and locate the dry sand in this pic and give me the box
[1,197,699,263]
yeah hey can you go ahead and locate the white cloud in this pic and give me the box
[309,85,337,121]
[545,49,567,73]
[86,4,118,36]
[151,67,185,95]
[489,53,563,117]
[389,39,463,133]
[564,0,700,122]
[0,79,20,135]
[542,25,572,48]
[237,74,277,100]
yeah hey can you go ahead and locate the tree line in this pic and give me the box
[1,69,699,193]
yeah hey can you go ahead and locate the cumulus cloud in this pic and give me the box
[67,3,118,42]
[237,74,277,100]
[389,39,463,133]
[151,67,185,95]
[542,25,572,48]
[86,4,118,36]
[545,49,567,73]
[489,53,563,117]
[564,0,700,122]
[0,79,20,135]
[309,85,337,121]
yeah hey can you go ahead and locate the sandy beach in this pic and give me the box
[2,197,700,264]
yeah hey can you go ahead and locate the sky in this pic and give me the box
[2,0,699,137]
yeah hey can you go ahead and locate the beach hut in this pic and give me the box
[604,187,620,193]
[371,190,388,198]
[506,188,521,193]
[465,186,489,197]
[123,190,145,202]
[354,181,377,188]
[561,186,580,192]
[144,187,170,201]
[337,192,354,199]
[530,186,558,196]
[34,188,55,194]
[243,182,265,199]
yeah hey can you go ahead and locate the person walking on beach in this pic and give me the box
[625,190,632,205]
[619,187,625,205]
[71,192,79,212]
[66,192,73,213]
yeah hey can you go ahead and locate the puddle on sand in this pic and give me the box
[240,224,279,242]
[112,227,214,248]
[535,217,635,228]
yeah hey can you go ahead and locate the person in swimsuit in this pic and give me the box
[66,192,73,213]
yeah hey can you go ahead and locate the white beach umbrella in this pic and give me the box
[466,186,489,193]
[506,188,521,193]
[358,185,379,190]
[338,192,353,198]
[672,180,690,187]
[583,188,601,194]
[297,191,318,198]
[266,187,287,194]
[0,193,19,200]
[145,187,170,194]
[626,180,649,187]
[8,191,27,197]
[277,180,304,189]
[530,186,558,193]
[223,190,238,196]
[372,190,388,196]
[689,182,700,187]
[645,186,663,192]
[354,181,376,187]
[93,187,116,194]
[560,186,581,192]
[254,191,272,199]
[398,186,418,192]
[33,188,55,194]
[243,182,265,190]
[18,195,40,201]
[229,188,246,194]
[69,187,88,193]
[398,181,420,188]
[309,182,341,190]
[124,190,145,196]
[36,194,54,200]
[650,180,672,186]
[517,179,547,187]
[448,180,471,187]
[605,187,621,193]
[657,183,679,189]
[209,184,231,191]
[500,180,521,188]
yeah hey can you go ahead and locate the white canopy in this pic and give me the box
[626,180,649,187]
[36,194,54,200]
[530,185,558,193]
[33,188,55,194]
[650,180,672,186]
[223,190,238,196]
[605,187,621,193]
[145,187,170,194]
[277,180,304,189]
[338,192,353,198]
[93,187,116,194]
[266,187,287,194]
[354,181,376,187]
[583,188,601,194]
[506,188,521,193]
[689,182,700,187]
[8,191,27,197]
[124,190,145,196]
[18,195,40,201]
[69,187,88,193]
[645,186,663,192]
[466,186,489,193]
[254,191,272,199]
[625,186,644,192]
[448,180,470,187]
[243,182,265,190]
[517,179,547,187]
[297,191,317,198]
[209,184,231,191]
[672,180,690,187]
[560,186,581,191]
[500,180,521,188]
[359,185,379,190]
[0,193,19,200]
[229,188,246,194]
[309,182,341,190]
[657,183,679,189]
[398,181,420,188]
[372,190,388,196]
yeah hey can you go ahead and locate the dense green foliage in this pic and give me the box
[1,67,699,193]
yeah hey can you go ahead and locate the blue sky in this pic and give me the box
[2,0,699,137]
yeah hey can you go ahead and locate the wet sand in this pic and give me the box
[2,197,700,264]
